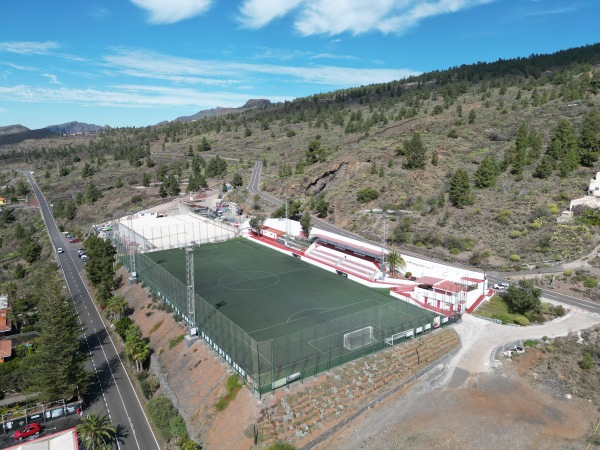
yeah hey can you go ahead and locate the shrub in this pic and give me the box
[169,415,187,440]
[509,254,521,261]
[496,210,511,224]
[525,310,546,323]
[529,222,541,230]
[267,443,297,450]
[115,317,135,340]
[140,378,154,399]
[563,268,574,276]
[552,305,566,317]
[405,272,412,279]
[580,353,594,370]
[512,315,530,326]
[215,375,243,412]
[584,277,598,288]
[509,231,522,238]
[548,203,559,214]
[356,188,380,203]
[523,339,539,347]
[146,396,177,441]
[169,334,185,350]
[491,313,512,324]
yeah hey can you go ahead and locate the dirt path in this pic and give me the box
[319,303,600,450]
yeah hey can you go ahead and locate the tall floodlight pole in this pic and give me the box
[381,214,387,274]
[185,243,196,329]
[129,215,136,276]
[285,196,289,247]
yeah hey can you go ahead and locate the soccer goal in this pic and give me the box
[384,329,414,346]
[343,326,376,350]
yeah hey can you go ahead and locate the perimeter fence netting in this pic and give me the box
[114,235,456,396]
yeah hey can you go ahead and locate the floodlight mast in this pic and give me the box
[129,214,136,275]
[185,242,196,329]
[285,196,289,247]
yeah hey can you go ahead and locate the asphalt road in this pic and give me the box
[22,171,160,450]
[247,161,600,315]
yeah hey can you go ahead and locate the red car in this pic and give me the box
[69,238,80,243]
[13,422,42,440]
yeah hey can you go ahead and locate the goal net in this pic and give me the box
[384,329,414,346]
[343,326,376,350]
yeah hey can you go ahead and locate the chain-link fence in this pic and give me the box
[114,236,456,397]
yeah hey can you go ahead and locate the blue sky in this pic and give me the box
[1,0,598,129]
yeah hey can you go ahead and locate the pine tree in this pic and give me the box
[527,128,543,161]
[300,211,311,235]
[532,155,554,179]
[403,132,427,169]
[474,155,498,188]
[449,169,475,207]
[579,109,600,167]
[31,267,88,402]
[468,109,476,124]
[431,149,439,166]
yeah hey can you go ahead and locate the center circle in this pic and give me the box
[219,271,280,290]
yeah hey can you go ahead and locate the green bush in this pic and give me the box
[146,396,177,441]
[563,268,573,276]
[509,230,522,238]
[512,315,530,326]
[356,187,380,203]
[491,313,512,324]
[114,317,135,340]
[523,339,539,347]
[169,334,185,350]
[584,277,598,288]
[509,254,521,261]
[580,353,594,370]
[169,415,188,440]
[215,375,243,412]
[267,443,297,450]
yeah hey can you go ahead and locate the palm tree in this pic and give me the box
[385,251,406,277]
[76,412,116,450]
[126,336,151,372]
[105,295,128,321]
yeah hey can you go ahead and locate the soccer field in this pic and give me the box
[134,238,441,393]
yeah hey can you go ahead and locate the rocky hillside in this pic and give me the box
[1,43,600,270]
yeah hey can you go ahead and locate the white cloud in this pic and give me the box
[130,0,212,24]
[239,0,303,28]
[103,48,419,87]
[41,74,62,85]
[238,0,494,35]
[3,63,39,71]
[0,41,59,55]
[0,84,289,109]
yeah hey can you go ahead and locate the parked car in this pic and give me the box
[57,247,64,254]
[500,282,510,288]
[493,284,504,289]
[69,238,80,243]
[14,422,42,440]
[65,234,73,239]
